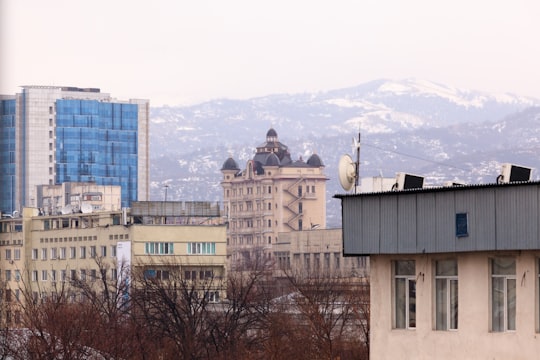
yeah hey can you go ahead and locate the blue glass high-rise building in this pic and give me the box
[0,97,17,214]
[0,86,149,214]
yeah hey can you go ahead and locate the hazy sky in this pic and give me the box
[2,0,539,106]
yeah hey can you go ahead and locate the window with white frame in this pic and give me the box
[187,242,215,255]
[5,249,11,260]
[32,248,38,260]
[80,246,86,259]
[205,291,220,303]
[60,247,66,259]
[32,270,38,282]
[491,257,516,332]
[41,248,47,260]
[394,260,416,329]
[14,249,20,260]
[435,259,458,330]
[145,242,174,255]
[41,270,48,281]
[70,247,76,259]
[51,247,57,260]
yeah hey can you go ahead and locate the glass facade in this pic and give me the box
[0,99,16,213]
[55,99,139,208]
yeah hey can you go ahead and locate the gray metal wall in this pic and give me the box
[338,182,540,255]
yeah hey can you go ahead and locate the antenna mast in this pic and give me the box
[354,132,360,194]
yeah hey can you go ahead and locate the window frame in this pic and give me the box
[393,260,416,330]
[145,242,175,255]
[186,242,215,255]
[434,259,458,331]
[491,257,516,332]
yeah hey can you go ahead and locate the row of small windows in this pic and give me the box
[31,245,117,261]
[393,258,519,332]
[225,185,316,198]
[1,269,21,282]
[31,268,118,282]
[229,236,273,246]
[3,248,21,261]
[143,269,217,282]
[0,238,22,245]
[230,201,304,214]
[145,242,174,255]
[0,224,23,234]
[187,242,216,255]
[39,234,128,243]
[229,218,278,230]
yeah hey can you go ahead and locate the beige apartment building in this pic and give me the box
[337,179,540,360]
[273,228,369,278]
[0,201,227,327]
[221,128,327,270]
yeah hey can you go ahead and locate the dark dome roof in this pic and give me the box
[307,154,324,167]
[221,157,240,171]
[281,153,292,165]
[266,128,278,137]
[265,152,280,166]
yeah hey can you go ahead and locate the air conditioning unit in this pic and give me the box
[392,172,424,190]
[497,163,532,184]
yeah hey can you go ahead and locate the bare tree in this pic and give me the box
[205,255,274,359]
[280,269,370,360]
[6,253,369,360]
[10,259,152,360]
[130,260,223,359]
[129,254,275,360]
[67,257,153,360]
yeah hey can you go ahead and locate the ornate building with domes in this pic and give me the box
[221,128,327,269]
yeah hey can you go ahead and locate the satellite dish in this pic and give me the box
[81,203,93,214]
[61,204,73,214]
[338,154,356,192]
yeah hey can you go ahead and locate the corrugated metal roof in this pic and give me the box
[334,180,540,199]
[337,181,540,255]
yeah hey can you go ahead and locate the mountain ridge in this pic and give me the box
[148,79,540,227]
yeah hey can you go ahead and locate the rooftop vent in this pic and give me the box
[443,181,466,187]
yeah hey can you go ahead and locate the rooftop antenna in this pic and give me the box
[338,131,361,193]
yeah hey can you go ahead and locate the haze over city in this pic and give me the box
[2,0,540,106]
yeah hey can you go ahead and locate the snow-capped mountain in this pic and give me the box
[149,79,540,227]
